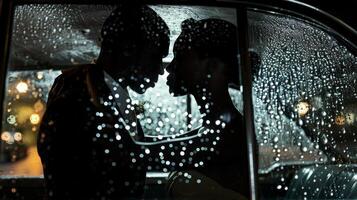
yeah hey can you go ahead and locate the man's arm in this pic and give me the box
[37,76,94,199]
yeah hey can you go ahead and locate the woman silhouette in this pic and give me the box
[115,18,250,199]
[162,18,249,199]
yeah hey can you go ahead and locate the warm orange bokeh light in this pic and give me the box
[335,115,345,125]
[296,101,310,117]
[30,113,41,125]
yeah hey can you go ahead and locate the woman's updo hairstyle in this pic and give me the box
[174,18,239,84]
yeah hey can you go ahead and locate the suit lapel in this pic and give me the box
[86,65,144,142]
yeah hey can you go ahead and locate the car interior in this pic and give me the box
[0,1,356,199]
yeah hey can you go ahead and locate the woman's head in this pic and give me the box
[166,18,239,96]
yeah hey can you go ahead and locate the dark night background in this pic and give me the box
[298,0,356,30]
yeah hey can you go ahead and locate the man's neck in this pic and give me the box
[97,62,129,89]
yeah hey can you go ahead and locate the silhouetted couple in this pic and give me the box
[37,4,249,200]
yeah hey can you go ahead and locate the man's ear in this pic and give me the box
[118,40,138,57]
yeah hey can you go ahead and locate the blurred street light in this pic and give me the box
[16,81,28,93]
[335,115,346,126]
[1,131,13,144]
[296,101,310,117]
[14,132,23,141]
[30,113,40,125]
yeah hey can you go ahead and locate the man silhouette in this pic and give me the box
[37,4,169,200]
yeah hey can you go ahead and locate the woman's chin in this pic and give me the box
[131,86,147,94]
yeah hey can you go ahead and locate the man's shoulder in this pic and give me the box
[58,64,93,82]
[48,65,99,103]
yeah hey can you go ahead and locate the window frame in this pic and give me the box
[0,1,356,200]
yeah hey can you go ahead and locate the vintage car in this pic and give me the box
[0,0,356,199]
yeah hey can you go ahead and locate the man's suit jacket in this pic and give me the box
[37,65,146,200]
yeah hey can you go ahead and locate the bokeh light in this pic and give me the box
[30,113,40,125]
[16,82,28,93]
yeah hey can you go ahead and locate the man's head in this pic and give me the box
[99,4,170,94]
[166,18,238,96]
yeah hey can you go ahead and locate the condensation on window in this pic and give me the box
[0,5,248,200]
[1,4,247,199]
[151,5,237,63]
[10,5,236,68]
[249,10,357,199]
[1,3,239,182]
[6,4,237,144]
[10,5,109,67]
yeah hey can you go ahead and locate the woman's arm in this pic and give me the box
[143,126,223,171]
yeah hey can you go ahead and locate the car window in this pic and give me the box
[0,4,249,199]
[248,10,357,199]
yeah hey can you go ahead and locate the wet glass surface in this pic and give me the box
[1,3,356,200]
[249,10,357,199]
[10,5,236,67]
[1,4,249,200]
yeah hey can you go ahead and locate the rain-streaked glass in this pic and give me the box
[249,10,357,199]
[0,4,246,199]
